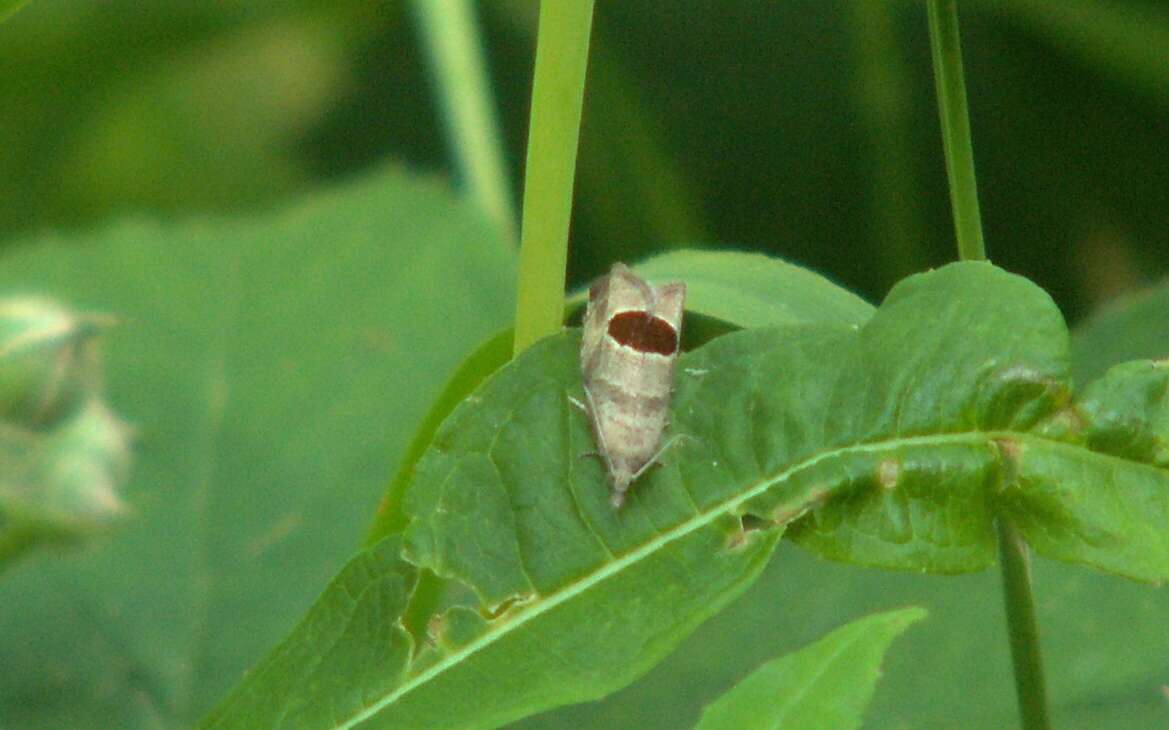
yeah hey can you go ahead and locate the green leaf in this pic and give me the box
[565,249,874,329]
[365,328,514,543]
[368,248,874,547]
[694,607,926,730]
[205,331,783,729]
[784,261,1070,572]
[0,398,132,569]
[1077,360,1169,466]
[1070,280,1169,384]
[998,359,1169,580]
[209,260,1169,728]
[520,543,1169,730]
[0,168,515,728]
[0,0,31,23]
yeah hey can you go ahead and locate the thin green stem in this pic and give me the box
[412,0,517,244]
[997,519,1052,730]
[927,0,986,261]
[512,0,595,355]
[928,4,1050,727]
[849,0,927,286]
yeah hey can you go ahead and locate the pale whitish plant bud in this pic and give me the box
[0,297,130,566]
[0,399,132,554]
[0,296,110,428]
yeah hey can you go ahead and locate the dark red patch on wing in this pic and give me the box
[607,311,678,355]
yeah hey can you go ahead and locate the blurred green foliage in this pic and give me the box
[3,0,1167,319]
[2,1,1168,728]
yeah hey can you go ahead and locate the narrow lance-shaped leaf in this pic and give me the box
[206,262,1169,729]
[694,607,927,730]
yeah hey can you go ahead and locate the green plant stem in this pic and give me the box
[927,0,986,261]
[849,0,927,287]
[997,518,1051,730]
[411,0,516,244]
[512,0,595,355]
[928,3,1049,728]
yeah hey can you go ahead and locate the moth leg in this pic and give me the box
[628,433,695,482]
[567,393,600,460]
[567,394,588,413]
[569,388,617,473]
[581,386,619,476]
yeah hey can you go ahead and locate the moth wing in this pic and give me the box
[652,281,685,331]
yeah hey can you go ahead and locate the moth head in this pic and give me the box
[583,264,686,359]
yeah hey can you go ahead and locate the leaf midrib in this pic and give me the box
[338,428,1153,729]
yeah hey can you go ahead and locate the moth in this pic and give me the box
[578,263,685,507]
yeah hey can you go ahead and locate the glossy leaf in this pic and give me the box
[999,359,1169,580]
[368,249,874,546]
[783,261,1070,571]
[208,261,1169,728]
[632,249,874,328]
[0,168,515,729]
[204,331,783,729]
[694,607,926,730]
[564,249,875,328]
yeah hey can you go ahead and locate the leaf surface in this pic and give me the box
[0,0,30,23]
[367,249,874,545]
[633,249,874,328]
[522,274,1169,730]
[1071,280,1169,383]
[565,249,875,329]
[208,261,1169,728]
[0,168,515,728]
[694,607,926,730]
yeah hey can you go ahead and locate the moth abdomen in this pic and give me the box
[579,263,685,507]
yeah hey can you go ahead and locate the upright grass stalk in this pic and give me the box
[412,0,516,245]
[927,3,1050,729]
[928,0,986,262]
[849,1,927,286]
[512,0,595,355]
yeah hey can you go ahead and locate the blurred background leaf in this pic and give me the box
[1071,280,1169,385]
[0,168,514,727]
[694,607,926,730]
[3,0,1166,320]
[0,0,31,24]
[2,0,1167,728]
[515,544,1169,729]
